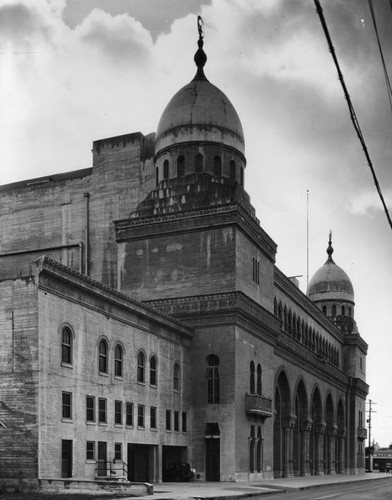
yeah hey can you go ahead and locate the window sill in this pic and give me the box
[98,422,108,426]
[98,372,109,377]
[61,418,73,423]
[86,421,96,425]
[114,376,124,381]
[86,460,96,464]
[61,362,73,369]
[114,424,123,428]
[137,426,145,430]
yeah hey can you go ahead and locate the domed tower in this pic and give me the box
[133,17,255,218]
[307,232,357,334]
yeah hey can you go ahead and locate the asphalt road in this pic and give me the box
[255,478,392,500]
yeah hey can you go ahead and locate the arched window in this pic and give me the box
[177,155,185,177]
[213,156,222,177]
[61,326,73,365]
[114,344,123,377]
[173,363,180,392]
[257,364,262,395]
[240,167,244,186]
[155,167,159,186]
[99,339,108,374]
[341,305,345,316]
[250,361,255,394]
[229,160,236,179]
[206,354,220,404]
[137,351,145,383]
[322,305,327,315]
[348,307,352,317]
[195,153,203,173]
[163,159,169,179]
[150,355,157,387]
[332,305,336,317]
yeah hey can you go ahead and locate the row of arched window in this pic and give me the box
[322,303,352,318]
[61,326,181,391]
[155,155,244,186]
[273,298,340,368]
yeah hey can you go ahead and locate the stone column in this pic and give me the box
[315,423,326,475]
[328,426,337,474]
[282,417,296,478]
[301,420,312,476]
[337,431,346,474]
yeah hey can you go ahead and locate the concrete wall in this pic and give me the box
[37,279,191,481]
[0,278,39,487]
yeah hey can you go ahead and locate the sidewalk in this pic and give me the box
[140,472,392,500]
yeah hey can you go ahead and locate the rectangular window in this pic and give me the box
[137,405,145,428]
[86,441,95,461]
[126,402,133,426]
[62,392,72,419]
[174,411,179,432]
[114,443,122,461]
[166,410,171,431]
[86,396,95,422]
[98,398,107,423]
[114,400,122,425]
[150,406,157,429]
[182,411,187,433]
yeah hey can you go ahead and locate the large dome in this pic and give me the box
[307,236,354,304]
[155,78,245,157]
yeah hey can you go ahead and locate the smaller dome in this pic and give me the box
[307,235,354,303]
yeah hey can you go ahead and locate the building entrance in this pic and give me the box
[127,444,157,482]
[61,440,72,478]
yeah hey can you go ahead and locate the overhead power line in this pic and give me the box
[368,0,392,114]
[314,0,392,232]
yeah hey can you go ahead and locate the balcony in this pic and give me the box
[357,427,367,441]
[245,393,273,418]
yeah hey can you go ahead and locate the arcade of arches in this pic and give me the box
[273,371,346,478]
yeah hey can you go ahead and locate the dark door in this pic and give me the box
[205,438,220,481]
[97,441,107,477]
[61,440,72,478]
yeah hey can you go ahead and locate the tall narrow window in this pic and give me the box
[177,155,185,177]
[240,167,244,186]
[98,398,107,423]
[249,426,255,473]
[174,411,180,432]
[155,166,159,186]
[229,160,236,179]
[213,156,222,177]
[250,361,255,394]
[150,355,157,387]
[332,305,336,317]
[114,443,122,461]
[99,339,108,374]
[114,344,123,378]
[137,405,145,428]
[137,351,145,383]
[163,160,169,179]
[257,364,262,396]
[150,406,157,429]
[86,396,95,422]
[256,426,263,472]
[173,363,180,392]
[126,402,133,426]
[62,326,73,365]
[206,354,220,404]
[342,305,346,316]
[182,411,187,433]
[114,400,122,425]
[166,410,171,431]
[195,153,203,173]
[62,392,72,419]
[86,441,95,461]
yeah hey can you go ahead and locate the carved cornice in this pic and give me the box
[114,203,277,263]
[144,291,280,341]
[348,377,369,399]
[35,256,192,340]
[344,334,368,354]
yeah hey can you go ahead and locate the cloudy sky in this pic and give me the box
[1,0,391,446]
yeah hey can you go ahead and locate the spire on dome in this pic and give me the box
[193,16,208,81]
[326,230,334,262]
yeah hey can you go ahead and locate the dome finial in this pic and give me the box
[327,230,334,261]
[193,16,208,81]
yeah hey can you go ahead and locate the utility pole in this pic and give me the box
[366,399,377,472]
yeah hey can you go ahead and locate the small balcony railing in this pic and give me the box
[245,393,273,418]
[357,427,367,441]
[95,460,128,480]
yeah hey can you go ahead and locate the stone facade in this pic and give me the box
[0,29,368,491]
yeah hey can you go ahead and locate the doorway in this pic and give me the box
[205,438,220,481]
[97,441,107,477]
[61,440,72,478]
